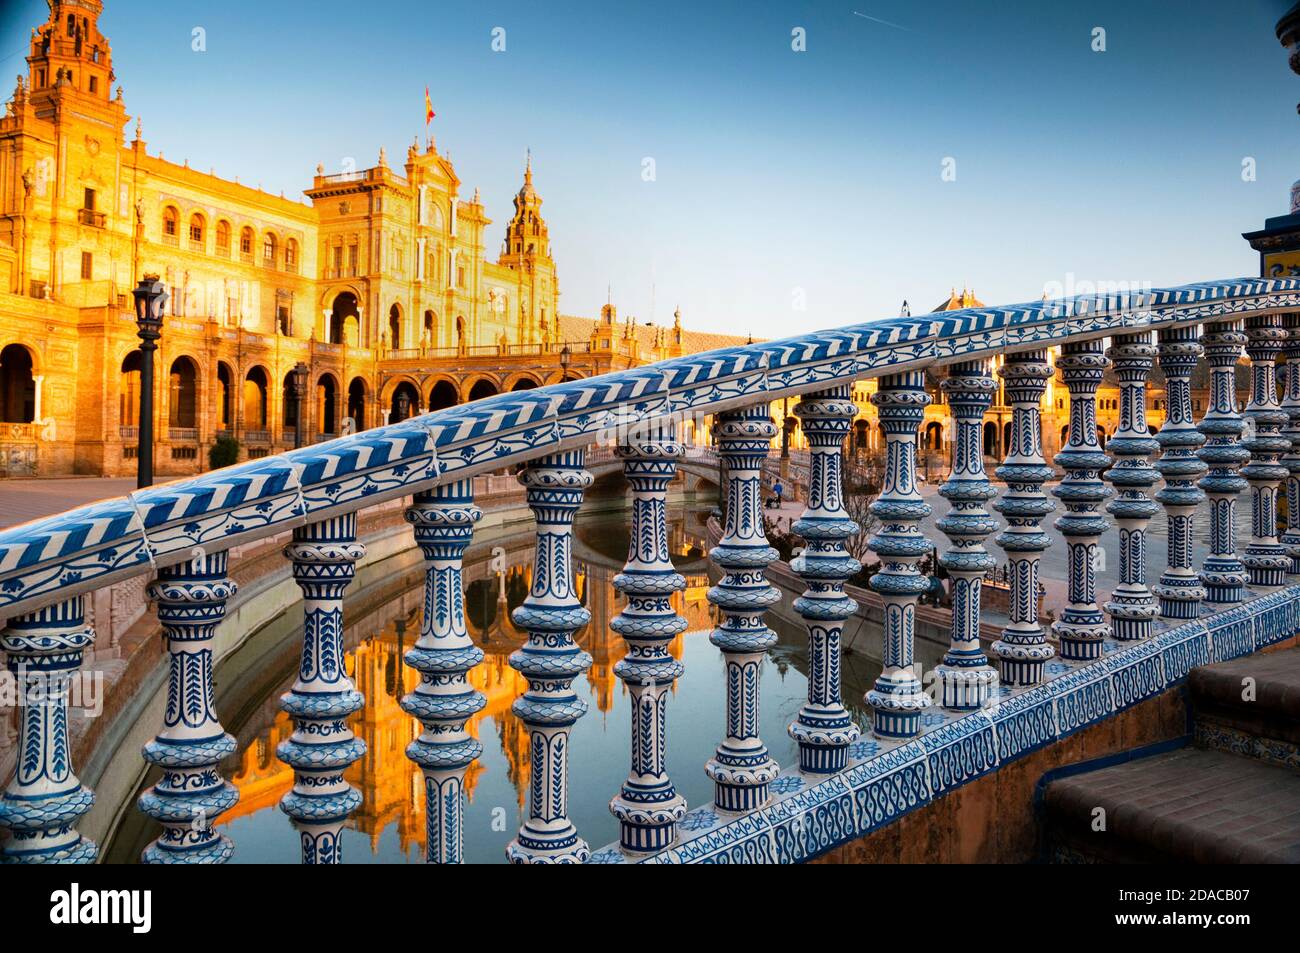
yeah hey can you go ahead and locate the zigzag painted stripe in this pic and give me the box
[1,276,1299,616]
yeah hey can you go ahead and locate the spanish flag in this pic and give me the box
[425,87,435,126]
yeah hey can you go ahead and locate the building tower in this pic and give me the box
[497,153,558,346]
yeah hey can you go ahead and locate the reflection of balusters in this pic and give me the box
[1104,333,1160,641]
[0,598,97,863]
[610,422,688,851]
[935,361,999,709]
[865,371,932,738]
[1198,322,1251,604]
[1052,340,1112,660]
[706,405,780,809]
[1281,314,1300,574]
[139,553,239,862]
[1154,326,1208,618]
[789,386,861,769]
[1242,314,1291,588]
[508,451,594,863]
[992,351,1056,686]
[403,481,484,864]
[279,514,367,864]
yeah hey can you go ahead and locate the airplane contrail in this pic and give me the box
[852,10,916,33]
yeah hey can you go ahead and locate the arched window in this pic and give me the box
[120,350,142,427]
[168,357,197,428]
[388,304,402,348]
[317,374,338,435]
[262,233,277,266]
[285,238,298,271]
[239,226,254,257]
[215,220,231,256]
[282,371,299,430]
[216,363,233,429]
[188,213,204,246]
[162,206,178,240]
[347,377,366,431]
[0,344,36,423]
[244,367,268,429]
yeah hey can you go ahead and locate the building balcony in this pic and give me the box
[0,422,37,440]
[215,245,231,259]
[118,425,138,439]
[77,208,106,228]
[162,233,179,247]
[244,429,271,443]
[168,427,198,441]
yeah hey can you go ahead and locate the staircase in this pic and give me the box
[1042,647,1300,863]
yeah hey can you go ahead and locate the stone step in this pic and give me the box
[1042,747,1300,863]
[1190,647,1300,770]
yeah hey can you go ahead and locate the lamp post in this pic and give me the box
[559,343,572,380]
[291,361,309,448]
[394,390,410,423]
[132,276,167,489]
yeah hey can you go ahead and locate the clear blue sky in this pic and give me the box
[2,1,1297,336]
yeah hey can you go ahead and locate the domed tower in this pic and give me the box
[497,152,558,345]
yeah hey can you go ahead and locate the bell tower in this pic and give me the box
[27,0,118,114]
[497,152,558,346]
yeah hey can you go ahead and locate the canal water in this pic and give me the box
[108,501,884,864]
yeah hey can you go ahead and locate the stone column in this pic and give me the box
[1281,314,1300,574]
[1153,326,1208,619]
[1242,314,1291,588]
[507,450,594,863]
[1052,340,1112,661]
[706,405,780,809]
[934,360,999,709]
[1197,321,1251,604]
[788,385,861,769]
[865,371,933,738]
[609,421,688,851]
[1104,333,1161,641]
[402,481,484,865]
[0,597,97,863]
[279,513,367,864]
[992,351,1056,686]
[138,553,240,862]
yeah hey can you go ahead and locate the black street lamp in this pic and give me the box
[132,275,167,489]
[394,390,410,422]
[559,343,572,380]
[291,361,309,448]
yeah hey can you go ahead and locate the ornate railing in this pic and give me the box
[4,276,1300,864]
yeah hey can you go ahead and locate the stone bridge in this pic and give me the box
[3,277,1300,864]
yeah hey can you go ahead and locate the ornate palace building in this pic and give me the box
[0,0,743,478]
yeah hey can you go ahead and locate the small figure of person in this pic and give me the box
[774,480,784,507]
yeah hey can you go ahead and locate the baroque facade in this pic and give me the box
[0,0,738,478]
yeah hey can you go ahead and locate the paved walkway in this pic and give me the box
[0,477,136,530]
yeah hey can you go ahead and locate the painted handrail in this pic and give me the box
[1,275,1298,619]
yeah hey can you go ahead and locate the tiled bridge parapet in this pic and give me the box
[5,276,1300,864]
[587,589,1300,864]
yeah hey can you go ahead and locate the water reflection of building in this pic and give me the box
[221,525,712,858]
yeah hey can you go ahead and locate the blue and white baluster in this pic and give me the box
[139,553,240,862]
[788,386,861,770]
[402,481,484,864]
[1281,314,1300,575]
[0,598,97,863]
[992,351,1056,686]
[706,406,781,809]
[1153,327,1208,619]
[1241,314,1292,589]
[279,514,367,864]
[507,451,594,863]
[865,372,934,738]
[1197,321,1251,604]
[934,361,1000,709]
[609,421,688,851]
[1103,333,1161,641]
[1052,340,1112,660]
